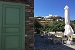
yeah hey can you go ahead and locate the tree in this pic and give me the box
[49,21,65,32]
[34,18,43,34]
[70,21,75,33]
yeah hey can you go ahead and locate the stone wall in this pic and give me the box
[25,0,34,50]
[0,0,34,50]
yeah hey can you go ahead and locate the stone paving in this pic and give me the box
[34,34,75,50]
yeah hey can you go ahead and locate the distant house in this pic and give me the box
[36,17,44,19]
[34,14,64,24]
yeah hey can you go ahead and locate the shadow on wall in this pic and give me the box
[34,34,75,50]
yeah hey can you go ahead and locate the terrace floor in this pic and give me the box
[34,34,75,50]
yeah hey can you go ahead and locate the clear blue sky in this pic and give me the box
[34,0,75,20]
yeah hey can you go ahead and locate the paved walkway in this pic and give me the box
[34,34,75,50]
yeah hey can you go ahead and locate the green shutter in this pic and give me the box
[0,1,25,50]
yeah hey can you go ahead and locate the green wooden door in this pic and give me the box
[0,1,25,50]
